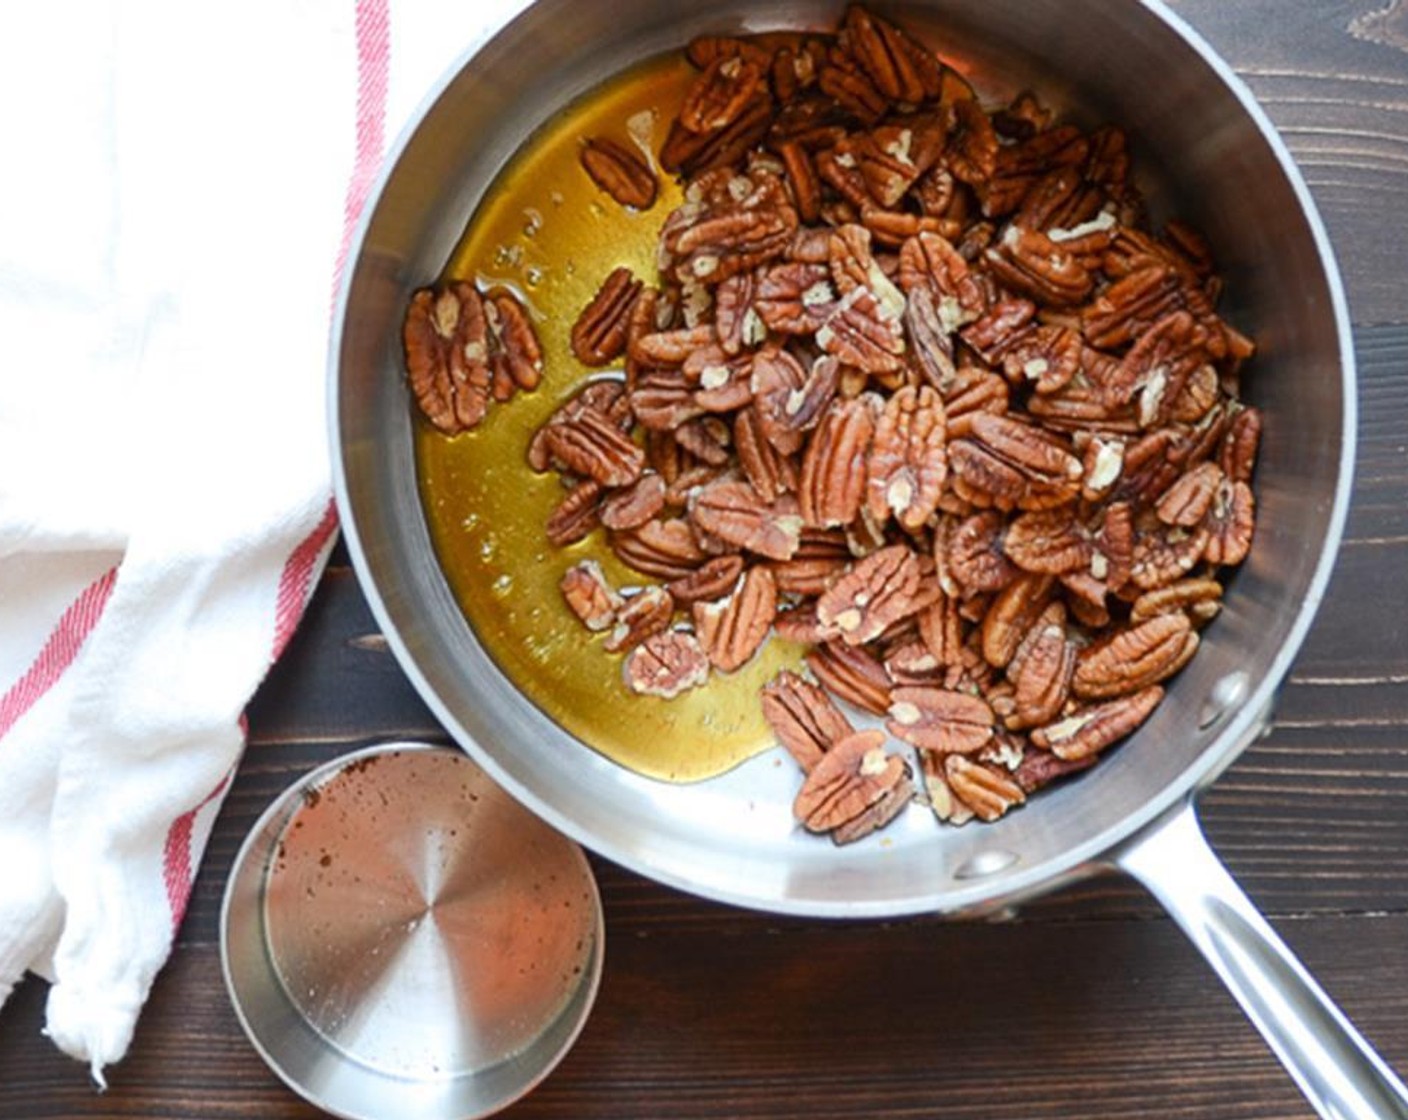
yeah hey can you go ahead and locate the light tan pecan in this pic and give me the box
[542,409,646,487]
[693,566,778,672]
[944,755,1025,822]
[865,385,947,529]
[560,560,623,632]
[403,282,492,433]
[572,267,643,366]
[1032,685,1164,760]
[761,669,854,772]
[581,137,659,210]
[1073,613,1198,700]
[816,544,925,645]
[546,479,603,546]
[805,640,892,715]
[734,405,798,504]
[599,472,668,531]
[622,630,711,698]
[604,586,675,654]
[1131,578,1224,624]
[920,750,974,825]
[793,729,908,834]
[980,572,1054,668]
[948,413,1083,511]
[689,478,802,560]
[799,394,878,527]
[1079,435,1126,501]
[1203,478,1255,567]
[841,4,943,103]
[1005,602,1076,728]
[886,686,994,753]
[611,518,708,579]
[680,54,765,134]
[985,226,1093,308]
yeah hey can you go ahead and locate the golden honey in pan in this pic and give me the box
[415,53,804,783]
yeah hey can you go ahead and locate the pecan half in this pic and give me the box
[572,267,643,366]
[805,640,892,715]
[680,55,765,134]
[542,410,646,487]
[816,544,925,645]
[985,226,1092,308]
[666,553,746,605]
[611,517,708,579]
[599,472,668,531]
[799,395,878,527]
[1130,577,1223,624]
[980,572,1054,668]
[1073,613,1198,700]
[1005,602,1076,728]
[546,479,603,546]
[865,385,947,530]
[693,566,778,671]
[581,137,658,210]
[948,413,1083,511]
[841,4,943,103]
[752,349,839,454]
[689,478,803,560]
[945,755,1025,822]
[403,283,492,433]
[1002,508,1093,576]
[761,669,854,772]
[886,686,994,753]
[1032,685,1163,760]
[560,560,623,632]
[604,586,675,653]
[1203,478,1255,567]
[622,630,711,698]
[793,729,908,833]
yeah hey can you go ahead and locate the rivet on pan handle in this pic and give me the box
[1117,799,1408,1120]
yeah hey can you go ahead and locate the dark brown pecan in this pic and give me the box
[542,410,645,487]
[761,669,854,772]
[661,95,775,177]
[1082,264,1215,352]
[948,98,999,186]
[865,385,947,530]
[666,554,746,606]
[1012,747,1096,794]
[886,686,994,754]
[948,413,1083,511]
[1032,685,1163,760]
[689,478,802,561]
[904,287,957,391]
[611,518,708,579]
[945,755,1025,822]
[818,62,889,125]
[799,395,878,527]
[604,586,675,654]
[985,226,1093,308]
[1073,613,1198,700]
[841,4,943,103]
[775,139,822,224]
[1102,311,1207,421]
[622,630,711,698]
[693,566,777,671]
[581,137,658,210]
[403,283,492,433]
[794,729,908,833]
[546,479,603,546]
[685,35,773,70]
[816,545,925,645]
[680,54,765,134]
[484,289,545,399]
[805,640,892,715]
[560,560,622,632]
[599,472,668,531]
[572,267,643,366]
[1202,478,1255,567]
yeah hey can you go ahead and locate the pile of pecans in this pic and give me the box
[409,5,1263,844]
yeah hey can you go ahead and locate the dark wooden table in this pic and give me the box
[4,3,1408,1117]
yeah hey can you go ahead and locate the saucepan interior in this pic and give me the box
[331,0,1353,917]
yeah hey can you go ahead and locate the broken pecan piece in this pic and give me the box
[560,560,623,632]
[604,586,675,653]
[622,630,711,698]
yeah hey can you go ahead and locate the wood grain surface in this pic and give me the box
[3,3,1407,1118]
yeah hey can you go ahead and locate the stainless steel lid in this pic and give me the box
[221,742,603,1120]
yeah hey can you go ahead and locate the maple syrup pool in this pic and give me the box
[414,52,804,783]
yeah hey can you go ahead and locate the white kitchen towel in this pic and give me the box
[0,0,526,1084]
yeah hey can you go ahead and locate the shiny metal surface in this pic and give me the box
[329,1,1387,1115]
[1120,803,1408,1120]
[221,743,603,1120]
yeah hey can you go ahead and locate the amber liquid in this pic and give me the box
[416,53,803,782]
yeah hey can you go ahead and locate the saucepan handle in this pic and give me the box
[1117,798,1408,1120]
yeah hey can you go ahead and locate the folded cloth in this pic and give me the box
[0,0,526,1084]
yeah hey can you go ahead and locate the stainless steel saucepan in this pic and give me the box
[330,2,1407,1115]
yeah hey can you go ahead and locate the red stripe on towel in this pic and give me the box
[272,499,340,661]
[0,567,118,743]
[161,770,233,927]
